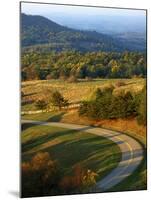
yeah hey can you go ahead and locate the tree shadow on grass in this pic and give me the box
[23,92,37,97]
[22,130,143,176]
[21,112,66,132]
[47,112,66,122]
[22,126,95,153]
[21,99,34,106]
[22,128,121,177]
[21,123,38,131]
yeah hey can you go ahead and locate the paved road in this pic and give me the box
[22,119,143,191]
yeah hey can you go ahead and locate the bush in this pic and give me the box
[101,84,115,93]
[59,165,98,193]
[21,152,61,197]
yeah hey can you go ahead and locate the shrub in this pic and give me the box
[102,84,115,93]
[59,165,98,193]
[21,152,61,197]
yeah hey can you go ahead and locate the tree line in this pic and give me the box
[79,84,147,125]
[21,51,146,81]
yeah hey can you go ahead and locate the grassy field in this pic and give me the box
[21,78,145,111]
[21,78,147,191]
[22,110,147,191]
[22,110,146,144]
[22,123,121,182]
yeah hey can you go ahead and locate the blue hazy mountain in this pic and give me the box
[21,13,146,52]
[52,14,146,34]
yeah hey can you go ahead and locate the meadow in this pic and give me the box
[21,78,145,111]
[21,77,147,194]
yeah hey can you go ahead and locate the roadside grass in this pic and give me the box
[21,124,121,182]
[109,148,147,192]
[21,78,145,111]
[22,111,65,122]
[22,110,146,144]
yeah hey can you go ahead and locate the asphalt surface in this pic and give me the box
[21,119,143,191]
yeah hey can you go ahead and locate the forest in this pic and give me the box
[21,51,146,81]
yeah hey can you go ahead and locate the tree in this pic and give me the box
[136,85,147,125]
[22,51,147,81]
[22,152,61,197]
[79,87,137,120]
[109,91,136,119]
[50,90,69,110]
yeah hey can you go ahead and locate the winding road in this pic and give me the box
[22,119,143,191]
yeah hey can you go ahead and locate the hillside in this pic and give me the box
[21,14,145,52]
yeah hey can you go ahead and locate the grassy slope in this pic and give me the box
[22,110,147,191]
[21,78,145,111]
[22,123,121,181]
[22,110,146,143]
[21,78,146,191]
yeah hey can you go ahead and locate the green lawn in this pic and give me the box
[21,123,121,181]
[22,111,64,121]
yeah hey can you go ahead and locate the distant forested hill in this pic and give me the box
[21,14,146,52]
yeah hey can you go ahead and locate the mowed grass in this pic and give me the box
[21,123,121,181]
[21,78,145,111]
[22,111,147,191]
[22,110,146,143]
[22,111,65,122]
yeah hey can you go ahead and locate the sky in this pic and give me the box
[21,2,146,17]
[21,2,146,34]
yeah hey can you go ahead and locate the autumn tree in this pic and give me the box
[50,90,69,110]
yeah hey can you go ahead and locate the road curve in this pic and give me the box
[22,119,143,191]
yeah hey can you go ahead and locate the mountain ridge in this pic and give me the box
[21,13,146,52]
